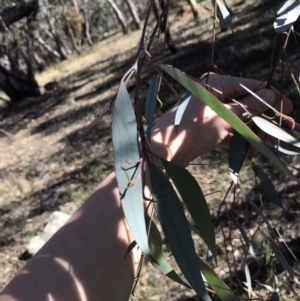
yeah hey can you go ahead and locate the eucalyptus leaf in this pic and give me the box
[244,264,252,298]
[274,0,300,33]
[251,159,282,208]
[228,131,248,184]
[162,158,216,256]
[270,292,279,301]
[292,63,300,82]
[234,219,255,257]
[112,81,152,258]
[259,284,275,293]
[145,215,191,288]
[267,237,300,284]
[273,140,300,156]
[175,91,192,127]
[216,0,232,29]
[247,198,277,238]
[198,257,240,301]
[145,76,159,142]
[159,64,298,182]
[239,84,281,115]
[124,240,137,259]
[252,116,300,148]
[149,162,211,301]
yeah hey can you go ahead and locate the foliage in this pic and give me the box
[110,0,300,300]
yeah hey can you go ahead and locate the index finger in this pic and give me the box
[200,72,293,114]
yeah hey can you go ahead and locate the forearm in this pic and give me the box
[0,172,138,301]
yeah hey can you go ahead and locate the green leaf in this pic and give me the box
[274,0,300,33]
[239,84,281,115]
[247,198,277,238]
[198,257,240,301]
[259,284,275,293]
[234,219,255,257]
[273,140,300,156]
[228,131,248,184]
[112,81,152,258]
[267,237,300,284]
[159,64,298,182]
[270,292,279,301]
[162,158,216,256]
[124,240,137,259]
[244,264,252,299]
[145,215,191,288]
[175,91,192,127]
[252,116,300,148]
[149,162,211,301]
[216,0,232,29]
[145,76,159,142]
[251,159,282,208]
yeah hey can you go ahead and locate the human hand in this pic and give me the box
[151,73,294,166]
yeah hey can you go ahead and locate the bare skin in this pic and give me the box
[0,74,293,301]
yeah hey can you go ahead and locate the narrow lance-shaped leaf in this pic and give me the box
[228,131,248,184]
[292,63,300,82]
[145,76,159,142]
[259,284,275,293]
[273,140,300,156]
[247,198,277,238]
[112,81,152,258]
[159,64,298,182]
[149,162,211,301]
[234,219,255,257]
[216,0,232,29]
[198,257,240,301]
[252,116,300,148]
[274,0,300,33]
[124,240,137,259]
[244,264,252,299]
[270,292,279,301]
[267,236,300,284]
[162,158,216,256]
[175,91,192,127]
[145,215,191,288]
[251,159,283,208]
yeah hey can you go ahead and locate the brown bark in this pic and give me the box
[82,0,93,45]
[37,36,61,59]
[61,1,81,54]
[125,0,141,30]
[107,0,128,34]
[0,0,39,32]
[43,7,69,60]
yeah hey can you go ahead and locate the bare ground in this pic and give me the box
[1,0,300,300]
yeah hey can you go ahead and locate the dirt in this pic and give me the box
[1,0,300,300]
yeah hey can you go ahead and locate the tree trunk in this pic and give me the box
[44,8,69,60]
[125,0,141,30]
[0,0,43,102]
[82,0,93,46]
[187,0,199,19]
[60,1,81,54]
[37,36,61,59]
[0,0,39,32]
[107,0,128,34]
[0,55,42,102]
